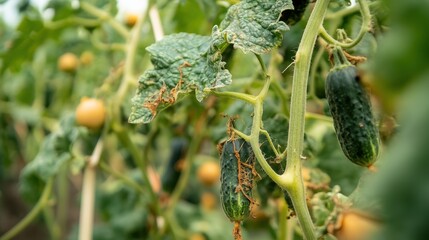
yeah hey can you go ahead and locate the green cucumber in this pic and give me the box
[280,0,310,26]
[219,138,254,222]
[161,138,187,193]
[325,47,380,167]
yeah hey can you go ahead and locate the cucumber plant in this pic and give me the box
[126,0,376,239]
[3,0,415,240]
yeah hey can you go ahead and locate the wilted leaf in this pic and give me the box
[212,0,293,54]
[310,186,351,237]
[129,33,231,124]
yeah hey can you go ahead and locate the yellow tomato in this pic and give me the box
[58,52,79,73]
[75,97,106,129]
[334,211,381,240]
[189,233,206,240]
[79,51,94,66]
[125,13,138,27]
[200,192,217,210]
[197,161,220,187]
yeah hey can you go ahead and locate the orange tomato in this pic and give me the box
[334,211,381,240]
[125,13,138,27]
[75,97,106,129]
[200,192,217,210]
[197,161,220,187]
[79,51,94,66]
[58,52,79,73]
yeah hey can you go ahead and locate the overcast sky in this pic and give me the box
[0,0,148,26]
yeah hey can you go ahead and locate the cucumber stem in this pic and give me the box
[318,0,372,49]
[282,0,331,239]
[331,46,352,67]
[233,221,242,240]
[208,90,256,104]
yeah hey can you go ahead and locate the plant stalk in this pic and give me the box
[0,179,53,240]
[80,2,130,39]
[78,140,104,240]
[283,0,331,239]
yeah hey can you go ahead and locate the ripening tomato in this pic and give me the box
[197,161,220,187]
[75,97,106,129]
[79,51,94,66]
[334,211,380,240]
[125,13,138,27]
[200,192,217,210]
[189,233,206,240]
[58,52,79,73]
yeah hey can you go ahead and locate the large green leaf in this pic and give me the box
[0,5,75,74]
[212,0,293,54]
[19,115,79,202]
[313,130,364,195]
[129,33,231,124]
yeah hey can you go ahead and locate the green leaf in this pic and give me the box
[45,0,75,21]
[19,115,79,202]
[306,119,365,195]
[0,8,64,74]
[313,130,364,195]
[172,0,209,34]
[212,0,293,54]
[129,33,231,124]
[0,113,20,178]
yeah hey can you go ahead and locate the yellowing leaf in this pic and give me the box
[212,0,293,54]
[129,33,231,124]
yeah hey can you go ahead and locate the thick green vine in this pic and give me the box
[209,2,331,239]
[224,0,332,239]
[281,0,331,238]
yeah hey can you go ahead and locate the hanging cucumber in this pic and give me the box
[161,138,187,193]
[280,0,310,26]
[219,138,255,240]
[325,47,380,167]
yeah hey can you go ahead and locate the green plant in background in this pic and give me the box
[1,0,429,240]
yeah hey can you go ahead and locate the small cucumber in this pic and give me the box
[280,0,310,26]
[219,138,255,222]
[161,138,187,193]
[325,47,380,167]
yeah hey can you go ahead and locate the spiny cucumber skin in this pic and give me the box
[220,139,254,222]
[325,65,380,167]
